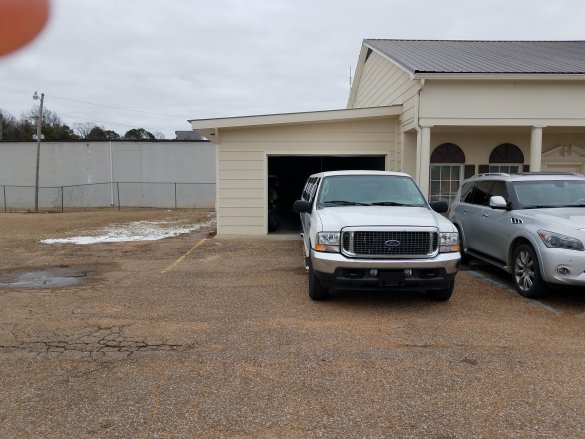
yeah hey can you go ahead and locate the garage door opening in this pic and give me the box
[267,155,386,234]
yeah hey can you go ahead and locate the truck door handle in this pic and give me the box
[482,213,489,218]
[463,209,467,215]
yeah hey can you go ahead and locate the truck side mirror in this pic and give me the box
[292,200,312,213]
[429,200,448,213]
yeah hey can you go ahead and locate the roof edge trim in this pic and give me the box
[363,40,416,77]
[414,73,585,80]
[189,106,402,130]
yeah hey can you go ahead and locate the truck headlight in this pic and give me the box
[315,232,340,253]
[537,230,584,251]
[439,232,460,253]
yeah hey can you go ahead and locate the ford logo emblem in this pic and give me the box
[385,239,400,247]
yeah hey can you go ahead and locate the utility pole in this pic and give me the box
[33,91,44,213]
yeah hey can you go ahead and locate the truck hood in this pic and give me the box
[518,208,585,229]
[315,206,456,232]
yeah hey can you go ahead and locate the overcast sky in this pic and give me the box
[1,0,585,139]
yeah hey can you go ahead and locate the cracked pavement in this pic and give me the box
[1,324,189,359]
[2,209,585,438]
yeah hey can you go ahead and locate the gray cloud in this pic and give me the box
[1,0,584,138]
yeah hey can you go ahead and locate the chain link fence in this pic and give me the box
[1,182,216,212]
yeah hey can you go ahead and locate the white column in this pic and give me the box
[530,126,543,172]
[418,126,431,198]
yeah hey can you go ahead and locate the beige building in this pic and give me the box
[190,40,585,236]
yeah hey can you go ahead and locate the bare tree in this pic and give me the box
[154,131,166,140]
[73,122,97,139]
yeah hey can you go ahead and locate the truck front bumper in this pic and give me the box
[311,249,460,291]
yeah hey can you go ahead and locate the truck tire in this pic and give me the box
[308,262,328,300]
[426,280,454,301]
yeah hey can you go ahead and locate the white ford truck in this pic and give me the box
[292,171,460,300]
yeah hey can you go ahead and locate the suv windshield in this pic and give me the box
[512,179,585,209]
[317,175,427,208]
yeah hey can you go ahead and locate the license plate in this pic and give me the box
[379,271,404,286]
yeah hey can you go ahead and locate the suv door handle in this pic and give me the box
[482,213,489,218]
[463,209,467,215]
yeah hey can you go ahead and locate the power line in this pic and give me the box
[53,111,178,132]
[46,94,186,119]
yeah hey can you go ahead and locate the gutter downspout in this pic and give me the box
[414,79,425,184]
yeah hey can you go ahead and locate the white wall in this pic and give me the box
[217,117,398,235]
[0,141,216,209]
[420,80,585,127]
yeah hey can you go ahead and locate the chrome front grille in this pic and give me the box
[341,229,438,258]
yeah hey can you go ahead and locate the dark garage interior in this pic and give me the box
[267,155,386,233]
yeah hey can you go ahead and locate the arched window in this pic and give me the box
[430,143,465,205]
[430,143,465,163]
[489,143,524,173]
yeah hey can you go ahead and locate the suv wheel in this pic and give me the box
[308,261,328,300]
[512,244,548,298]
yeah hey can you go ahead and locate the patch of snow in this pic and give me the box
[40,218,215,245]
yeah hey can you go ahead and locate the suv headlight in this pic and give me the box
[537,230,584,251]
[315,232,340,253]
[439,232,460,253]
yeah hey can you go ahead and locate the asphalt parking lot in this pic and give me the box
[1,210,585,438]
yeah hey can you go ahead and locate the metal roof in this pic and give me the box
[364,40,585,75]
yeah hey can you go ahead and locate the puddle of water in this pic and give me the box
[0,267,88,289]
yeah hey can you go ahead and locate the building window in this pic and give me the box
[430,165,462,204]
[430,143,465,164]
[430,143,465,205]
[489,143,523,169]
[488,164,519,174]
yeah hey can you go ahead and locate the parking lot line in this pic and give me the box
[160,238,207,273]
[468,270,561,315]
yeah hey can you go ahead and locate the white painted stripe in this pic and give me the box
[468,270,560,315]
[160,238,207,274]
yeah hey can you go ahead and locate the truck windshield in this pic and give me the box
[513,179,585,209]
[317,175,427,208]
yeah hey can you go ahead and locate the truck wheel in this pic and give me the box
[308,262,328,300]
[512,244,548,298]
[426,280,454,301]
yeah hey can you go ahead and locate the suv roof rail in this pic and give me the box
[473,172,510,178]
[514,171,583,176]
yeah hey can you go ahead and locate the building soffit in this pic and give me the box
[189,106,402,144]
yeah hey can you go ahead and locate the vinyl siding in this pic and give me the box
[351,51,420,131]
[217,117,398,235]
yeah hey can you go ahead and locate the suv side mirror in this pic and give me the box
[293,200,312,213]
[489,195,508,209]
[429,200,448,213]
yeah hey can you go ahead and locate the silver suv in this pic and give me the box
[449,172,585,298]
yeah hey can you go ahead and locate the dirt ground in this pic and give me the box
[1,209,585,438]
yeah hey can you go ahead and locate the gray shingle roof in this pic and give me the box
[365,40,585,75]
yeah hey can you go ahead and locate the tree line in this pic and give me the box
[0,107,165,141]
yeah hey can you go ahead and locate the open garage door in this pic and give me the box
[267,155,386,234]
